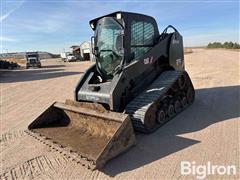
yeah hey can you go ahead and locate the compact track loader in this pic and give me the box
[27,11,195,170]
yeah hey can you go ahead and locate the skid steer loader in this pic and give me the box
[27,11,195,170]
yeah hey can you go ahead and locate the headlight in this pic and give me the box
[116,13,121,19]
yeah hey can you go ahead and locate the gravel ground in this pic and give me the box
[0,49,239,179]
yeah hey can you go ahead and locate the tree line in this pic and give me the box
[207,42,240,49]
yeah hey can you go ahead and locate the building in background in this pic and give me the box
[70,45,81,60]
[69,42,94,61]
[80,41,94,61]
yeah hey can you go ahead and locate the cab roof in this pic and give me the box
[89,11,156,30]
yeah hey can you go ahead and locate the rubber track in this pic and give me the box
[125,70,189,133]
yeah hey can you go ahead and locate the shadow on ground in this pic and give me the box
[1,68,82,83]
[42,65,66,68]
[103,85,240,176]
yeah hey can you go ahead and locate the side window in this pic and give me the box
[131,21,154,60]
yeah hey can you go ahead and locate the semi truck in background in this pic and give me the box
[25,52,41,69]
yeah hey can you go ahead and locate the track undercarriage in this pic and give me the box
[125,70,195,133]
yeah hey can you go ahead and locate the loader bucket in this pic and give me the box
[27,100,136,170]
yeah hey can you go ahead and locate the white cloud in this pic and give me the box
[0,36,17,42]
[0,1,25,22]
[23,18,66,33]
[0,8,15,22]
[13,7,73,34]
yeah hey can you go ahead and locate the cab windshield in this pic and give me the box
[95,17,124,78]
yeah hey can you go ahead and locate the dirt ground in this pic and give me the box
[0,49,239,179]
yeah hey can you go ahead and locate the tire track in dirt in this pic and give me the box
[88,170,101,180]
[0,130,28,155]
[0,130,26,144]
[0,154,69,180]
[78,167,101,180]
[2,74,79,133]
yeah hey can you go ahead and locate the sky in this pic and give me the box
[0,0,239,54]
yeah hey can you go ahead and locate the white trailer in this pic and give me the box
[60,52,67,60]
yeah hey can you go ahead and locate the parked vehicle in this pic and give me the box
[60,52,67,60]
[66,53,77,62]
[0,60,20,69]
[61,52,77,62]
[25,52,41,68]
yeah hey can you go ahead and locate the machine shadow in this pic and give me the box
[1,68,82,83]
[103,85,240,176]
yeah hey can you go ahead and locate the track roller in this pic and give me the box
[181,97,188,107]
[174,100,181,113]
[157,109,165,123]
[167,104,175,117]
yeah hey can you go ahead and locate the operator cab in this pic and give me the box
[76,11,184,111]
[93,17,124,79]
[90,11,159,80]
